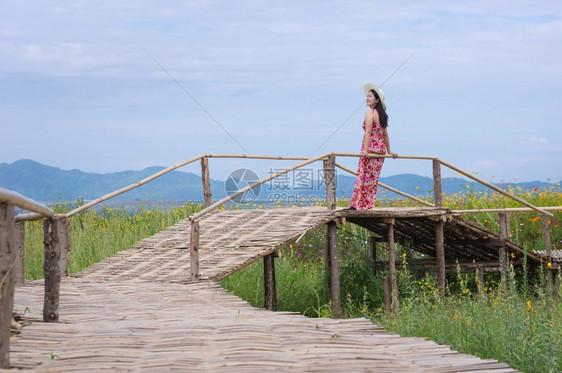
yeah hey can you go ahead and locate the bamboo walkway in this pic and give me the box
[9,279,516,372]
[6,206,525,371]
[75,206,546,285]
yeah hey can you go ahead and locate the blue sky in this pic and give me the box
[1,1,561,183]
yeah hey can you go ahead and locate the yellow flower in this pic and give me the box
[526,301,532,309]
[547,262,552,269]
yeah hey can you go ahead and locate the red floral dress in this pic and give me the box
[349,120,386,210]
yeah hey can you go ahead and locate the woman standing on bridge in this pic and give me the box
[345,83,398,210]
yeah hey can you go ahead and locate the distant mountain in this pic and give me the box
[0,159,226,203]
[0,159,558,204]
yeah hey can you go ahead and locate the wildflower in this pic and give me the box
[547,262,552,269]
[526,301,532,309]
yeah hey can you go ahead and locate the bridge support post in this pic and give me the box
[14,221,25,285]
[190,220,200,283]
[435,220,446,294]
[323,155,336,210]
[326,221,341,318]
[201,157,212,207]
[264,252,277,311]
[386,219,398,310]
[0,203,15,369]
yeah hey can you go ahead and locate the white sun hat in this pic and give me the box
[363,83,386,111]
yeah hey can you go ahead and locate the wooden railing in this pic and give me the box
[6,153,558,284]
[2,153,558,350]
[0,188,54,368]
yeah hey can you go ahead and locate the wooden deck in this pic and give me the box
[5,206,527,371]
[9,279,517,372]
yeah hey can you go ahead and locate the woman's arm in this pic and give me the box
[383,127,398,159]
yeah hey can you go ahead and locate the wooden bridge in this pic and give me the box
[2,152,560,371]
[6,206,526,372]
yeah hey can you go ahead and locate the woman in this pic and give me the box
[345,83,398,210]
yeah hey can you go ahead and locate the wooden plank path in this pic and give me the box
[5,206,523,371]
[8,279,516,372]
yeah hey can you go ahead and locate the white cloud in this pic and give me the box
[522,137,548,144]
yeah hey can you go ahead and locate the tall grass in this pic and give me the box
[23,199,203,279]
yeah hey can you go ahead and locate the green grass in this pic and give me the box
[23,199,203,279]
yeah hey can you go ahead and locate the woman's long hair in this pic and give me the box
[370,89,389,128]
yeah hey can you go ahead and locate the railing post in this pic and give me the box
[43,218,62,322]
[190,220,200,282]
[264,252,277,311]
[58,217,71,277]
[542,214,553,292]
[432,159,443,207]
[432,160,446,293]
[0,203,15,369]
[386,218,399,310]
[200,157,212,207]
[498,212,509,290]
[326,221,341,318]
[14,221,25,285]
[323,155,336,210]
